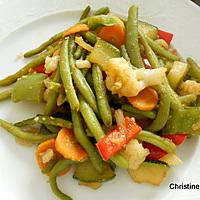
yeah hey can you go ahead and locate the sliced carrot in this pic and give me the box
[63,24,89,38]
[35,139,69,176]
[128,87,158,111]
[36,139,56,170]
[55,128,88,161]
[97,24,125,48]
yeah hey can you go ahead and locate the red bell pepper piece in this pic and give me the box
[96,117,142,161]
[158,29,173,45]
[143,142,167,160]
[162,134,187,146]
[34,64,45,73]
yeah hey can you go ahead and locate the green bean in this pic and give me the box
[74,46,83,60]
[71,111,103,173]
[120,45,137,69]
[162,78,182,110]
[39,124,52,135]
[0,89,12,101]
[45,125,60,134]
[79,49,87,60]
[85,128,94,137]
[86,71,94,89]
[0,118,56,142]
[179,94,197,105]
[126,5,144,68]
[94,7,110,15]
[159,58,165,68]
[139,31,160,68]
[0,45,59,86]
[121,104,156,119]
[68,36,98,114]
[60,39,79,111]
[15,118,35,127]
[15,115,72,128]
[50,159,74,177]
[79,94,128,168]
[197,96,200,107]
[24,32,63,58]
[147,37,180,61]
[81,31,97,45]
[49,176,72,200]
[92,65,112,127]
[187,57,200,81]
[136,130,176,153]
[42,157,58,174]
[81,68,89,76]
[120,45,131,63]
[147,84,171,132]
[122,111,144,119]
[44,68,61,115]
[79,5,91,21]
[50,159,74,200]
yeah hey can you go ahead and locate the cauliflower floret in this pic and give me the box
[76,60,91,69]
[178,80,200,95]
[104,58,167,97]
[124,139,149,170]
[44,56,59,74]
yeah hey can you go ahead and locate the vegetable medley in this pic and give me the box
[0,4,200,200]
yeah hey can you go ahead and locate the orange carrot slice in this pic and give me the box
[35,139,69,176]
[55,128,88,161]
[97,24,125,48]
[63,24,89,38]
[128,87,158,111]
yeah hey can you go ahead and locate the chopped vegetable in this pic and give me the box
[96,116,142,161]
[143,143,167,160]
[87,39,120,68]
[44,56,59,74]
[159,153,182,166]
[55,128,88,161]
[62,24,89,37]
[87,15,117,30]
[128,87,158,111]
[167,61,188,90]
[104,57,166,97]
[128,160,169,186]
[34,64,45,73]
[11,73,47,103]
[165,107,200,135]
[162,134,187,146]
[178,80,200,96]
[75,36,94,52]
[73,160,115,182]
[75,59,91,69]
[97,24,125,48]
[158,29,173,45]
[36,139,66,175]
[123,139,149,170]
[79,182,102,190]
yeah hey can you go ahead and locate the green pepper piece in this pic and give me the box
[164,107,200,135]
[11,73,47,103]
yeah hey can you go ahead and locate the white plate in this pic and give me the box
[0,1,200,200]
